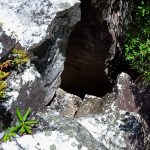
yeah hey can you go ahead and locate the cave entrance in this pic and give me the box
[60,22,113,98]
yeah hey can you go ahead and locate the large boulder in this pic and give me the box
[0,0,79,47]
[0,64,46,131]
[30,3,81,104]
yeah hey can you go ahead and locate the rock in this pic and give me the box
[0,27,16,61]
[135,80,150,123]
[0,65,46,131]
[0,0,79,47]
[0,105,149,150]
[0,0,149,149]
[0,130,105,150]
[116,72,142,112]
[30,3,81,104]
[0,0,80,130]
[0,71,149,149]
[29,0,133,105]
[74,72,143,117]
[61,0,132,97]
[75,94,103,117]
[50,88,82,118]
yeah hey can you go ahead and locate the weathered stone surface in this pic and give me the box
[30,3,81,104]
[116,73,142,112]
[0,0,149,150]
[0,65,45,131]
[135,80,150,124]
[0,71,149,149]
[1,102,149,150]
[75,94,103,117]
[0,0,79,47]
[50,88,82,118]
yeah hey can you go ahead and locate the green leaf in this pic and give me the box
[9,126,17,133]
[7,135,12,142]
[3,134,8,142]
[23,107,31,121]
[13,123,22,132]
[10,132,16,137]
[16,108,23,122]
[18,127,26,135]
[25,120,38,125]
[24,125,32,134]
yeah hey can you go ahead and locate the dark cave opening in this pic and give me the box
[60,22,113,98]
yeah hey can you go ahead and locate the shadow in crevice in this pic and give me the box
[0,104,13,131]
[60,20,113,98]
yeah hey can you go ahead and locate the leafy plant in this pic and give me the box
[15,107,38,135]
[124,1,150,84]
[2,126,17,142]
[1,107,38,142]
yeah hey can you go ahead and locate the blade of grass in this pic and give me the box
[16,108,23,122]
[23,107,31,121]
[25,120,38,125]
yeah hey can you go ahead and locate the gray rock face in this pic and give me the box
[0,27,16,61]
[135,80,150,123]
[29,0,133,104]
[30,3,81,104]
[0,65,45,131]
[0,0,79,47]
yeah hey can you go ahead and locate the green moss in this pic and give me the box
[0,81,7,99]
[11,49,29,66]
[0,71,10,80]
[0,71,9,99]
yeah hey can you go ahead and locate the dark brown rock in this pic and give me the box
[116,72,142,112]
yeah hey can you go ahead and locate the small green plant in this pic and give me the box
[1,107,38,142]
[11,49,29,66]
[2,126,17,142]
[124,1,150,84]
[15,107,38,135]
